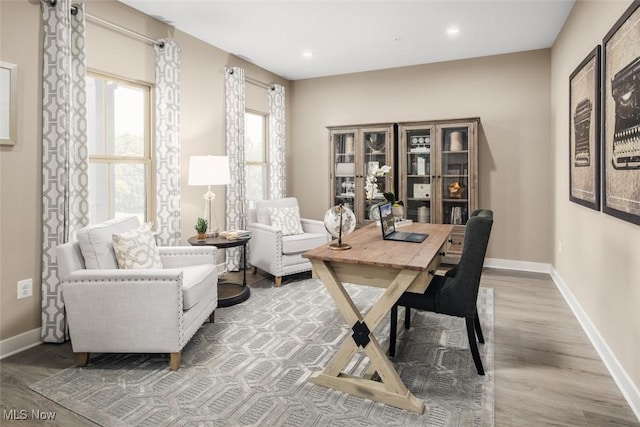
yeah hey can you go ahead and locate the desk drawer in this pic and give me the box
[447,229,465,255]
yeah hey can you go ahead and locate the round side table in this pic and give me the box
[187,235,251,307]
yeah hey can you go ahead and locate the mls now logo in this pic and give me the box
[3,409,56,420]
[3,409,27,420]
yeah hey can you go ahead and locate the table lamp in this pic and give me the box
[188,155,231,237]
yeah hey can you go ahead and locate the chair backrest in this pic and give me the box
[437,209,493,317]
[251,197,299,225]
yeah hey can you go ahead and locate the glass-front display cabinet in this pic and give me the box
[329,124,394,225]
[399,118,479,260]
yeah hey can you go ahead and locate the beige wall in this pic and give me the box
[551,0,640,394]
[0,0,288,340]
[289,50,553,262]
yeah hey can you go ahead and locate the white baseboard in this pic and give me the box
[550,267,640,422]
[484,257,552,273]
[0,328,41,360]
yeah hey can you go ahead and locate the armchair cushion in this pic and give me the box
[181,264,218,310]
[282,233,329,255]
[77,216,140,269]
[268,206,304,236]
[112,223,163,269]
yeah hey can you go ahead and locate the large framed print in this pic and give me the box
[569,46,601,210]
[603,0,640,225]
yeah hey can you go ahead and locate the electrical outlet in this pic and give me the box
[17,279,32,299]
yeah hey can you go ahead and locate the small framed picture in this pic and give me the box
[413,183,431,199]
[602,1,640,224]
[569,45,600,211]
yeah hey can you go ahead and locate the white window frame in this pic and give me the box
[87,70,154,223]
[245,109,269,205]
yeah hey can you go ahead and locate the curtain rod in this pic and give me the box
[246,76,274,90]
[46,0,165,48]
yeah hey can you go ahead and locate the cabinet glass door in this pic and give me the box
[332,131,357,215]
[404,128,433,223]
[439,126,470,225]
[363,129,390,221]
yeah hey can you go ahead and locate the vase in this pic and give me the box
[392,205,404,219]
[197,233,207,240]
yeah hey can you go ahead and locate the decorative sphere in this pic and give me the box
[324,205,356,238]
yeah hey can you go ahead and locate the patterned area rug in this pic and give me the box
[30,277,494,426]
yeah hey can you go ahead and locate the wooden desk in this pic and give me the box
[302,222,454,413]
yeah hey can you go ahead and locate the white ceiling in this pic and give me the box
[118,0,575,81]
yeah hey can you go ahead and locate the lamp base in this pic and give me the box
[328,242,351,251]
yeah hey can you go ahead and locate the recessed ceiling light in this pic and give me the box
[447,26,460,36]
[302,50,313,58]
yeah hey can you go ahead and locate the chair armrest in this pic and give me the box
[158,246,216,268]
[301,218,329,238]
[246,223,283,271]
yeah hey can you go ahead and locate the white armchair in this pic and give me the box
[56,216,218,371]
[247,198,330,286]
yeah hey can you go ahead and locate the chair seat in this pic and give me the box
[397,274,445,312]
[282,233,328,255]
[181,264,217,310]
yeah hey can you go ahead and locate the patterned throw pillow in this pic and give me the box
[268,206,304,236]
[112,223,163,269]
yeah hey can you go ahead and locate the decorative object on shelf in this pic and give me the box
[602,0,640,225]
[188,155,231,236]
[450,131,463,151]
[417,206,430,223]
[345,135,354,155]
[366,135,385,154]
[413,183,431,199]
[194,217,208,240]
[569,45,600,211]
[324,204,356,250]
[448,181,466,198]
[365,164,391,202]
[451,206,463,224]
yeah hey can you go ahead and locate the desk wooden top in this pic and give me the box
[303,223,454,271]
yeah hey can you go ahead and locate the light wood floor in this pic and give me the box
[1,268,638,426]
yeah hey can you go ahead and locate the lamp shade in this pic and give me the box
[188,155,231,186]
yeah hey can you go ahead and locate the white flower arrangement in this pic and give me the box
[364,164,392,201]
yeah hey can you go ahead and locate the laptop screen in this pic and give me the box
[378,203,395,238]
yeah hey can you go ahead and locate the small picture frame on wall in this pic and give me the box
[602,0,640,225]
[569,46,601,211]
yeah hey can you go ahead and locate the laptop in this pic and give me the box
[378,202,428,243]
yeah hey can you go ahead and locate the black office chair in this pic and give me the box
[389,209,493,375]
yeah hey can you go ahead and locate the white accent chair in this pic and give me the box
[247,198,330,286]
[56,216,218,371]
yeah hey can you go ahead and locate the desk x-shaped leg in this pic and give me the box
[309,260,425,413]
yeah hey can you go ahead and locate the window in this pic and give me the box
[245,111,268,207]
[86,72,152,224]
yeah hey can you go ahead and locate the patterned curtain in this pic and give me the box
[225,67,246,271]
[41,0,89,343]
[269,84,286,198]
[154,40,181,246]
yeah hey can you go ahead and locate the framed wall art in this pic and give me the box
[602,0,640,225]
[0,61,17,146]
[569,46,601,210]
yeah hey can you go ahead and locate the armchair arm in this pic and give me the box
[62,270,186,353]
[300,218,329,239]
[246,222,283,274]
[158,246,216,268]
